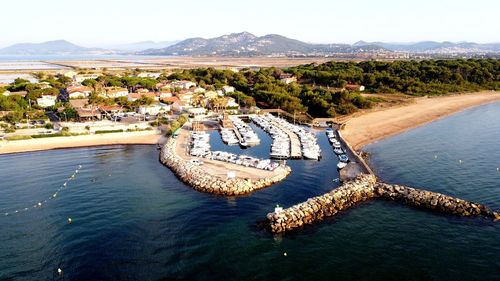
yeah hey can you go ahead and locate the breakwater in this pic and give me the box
[267,175,500,233]
[160,138,291,196]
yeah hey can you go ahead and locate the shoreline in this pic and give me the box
[0,130,163,155]
[340,91,500,151]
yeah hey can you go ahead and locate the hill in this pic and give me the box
[138,32,388,56]
[0,40,111,55]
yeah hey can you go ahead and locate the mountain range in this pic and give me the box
[0,34,499,56]
[0,40,111,55]
[137,32,388,56]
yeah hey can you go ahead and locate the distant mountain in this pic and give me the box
[108,40,180,51]
[0,40,112,55]
[355,41,500,54]
[138,32,388,56]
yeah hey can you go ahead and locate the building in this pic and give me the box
[222,85,235,94]
[137,72,162,78]
[226,97,240,109]
[127,92,159,102]
[74,74,100,83]
[75,107,102,122]
[345,84,365,91]
[67,85,92,99]
[187,107,207,120]
[278,73,297,84]
[193,87,206,93]
[4,91,27,98]
[103,87,129,98]
[168,80,196,90]
[176,92,193,105]
[158,91,172,99]
[36,95,57,108]
[171,100,187,112]
[136,103,170,115]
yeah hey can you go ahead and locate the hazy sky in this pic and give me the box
[0,0,499,47]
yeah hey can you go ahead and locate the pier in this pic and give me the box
[269,120,302,159]
[266,175,500,233]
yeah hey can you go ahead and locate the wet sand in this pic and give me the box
[340,91,500,150]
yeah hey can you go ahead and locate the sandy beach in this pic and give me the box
[341,91,500,150]
[0,130,163,155]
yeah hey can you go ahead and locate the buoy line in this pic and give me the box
[2,165,83,217]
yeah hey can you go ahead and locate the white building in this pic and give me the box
[187,107,207,120]
[136,103,170,115]
[36,95,57,108]
[222,85,235,94]
[67,86,92,99]
[104,87,129,98]
[137,72,162,78]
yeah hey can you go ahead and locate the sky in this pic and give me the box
[0,0,499,48]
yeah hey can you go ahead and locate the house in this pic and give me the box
[225,97,240,109]
[345,84,365,91]
[74,74,100,83]
[136,103,170,115]
[103,87,129,98]
[67,85,92,99]
[278,73,297,84]
[176,92,193,105]
[168,80,196,89]
[5,91,27,98]
[187,107,207,119]
[69,99,89,109]
[204,90,218,99]
[38,82,52,89]
[61,70,78,79]
[75,107,102,122]
[137,72,161,79]
[127,92,159,102]
[172,100,187,112]
[222,85,235,94]
[158,91,172,99]
[36,95,57,108]
[99,105,123,116]
[193,87,206,93]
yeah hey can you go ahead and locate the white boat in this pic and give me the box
[337,162,347,169]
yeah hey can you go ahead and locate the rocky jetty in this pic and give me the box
[374,182,500,220]
[267,175,377,233]
[267,175,499,233]
[160,138,291,196]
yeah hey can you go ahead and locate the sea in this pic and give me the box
[0,102,499,280]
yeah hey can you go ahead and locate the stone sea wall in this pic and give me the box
[160,138,291,196]
[267,175,499,233]
[267,175,377,233]
[374,182,500,220]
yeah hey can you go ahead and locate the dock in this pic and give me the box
[269,120,302,159]
[232,128,244,143]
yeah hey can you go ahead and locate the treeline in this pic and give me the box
[167,67,374,117]
[286,59,500,95]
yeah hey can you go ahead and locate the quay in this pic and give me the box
[160,123,291,196]
[268,120,302,159]
[266,174,500,233]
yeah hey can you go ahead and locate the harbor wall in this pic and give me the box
[160,138,291,196]
[267,175,499,233]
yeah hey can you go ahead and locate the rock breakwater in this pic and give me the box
[267,175,499,233]
[160,138,291,196]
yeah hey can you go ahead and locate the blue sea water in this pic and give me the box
[1,102,499,280]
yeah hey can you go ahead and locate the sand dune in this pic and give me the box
[341,91,500,150]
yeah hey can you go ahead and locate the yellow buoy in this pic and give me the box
[68,217,72,224]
